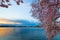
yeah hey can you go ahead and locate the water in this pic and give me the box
[0,28,60,40]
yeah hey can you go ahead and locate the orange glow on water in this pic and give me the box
[0,27,13,37]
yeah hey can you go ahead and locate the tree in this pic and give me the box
[32,0,60,40]
[0,0,23,8]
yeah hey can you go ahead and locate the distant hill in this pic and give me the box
[0,19,40,27]
[11,20,39,26]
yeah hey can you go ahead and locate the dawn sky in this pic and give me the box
[0,0,39,22]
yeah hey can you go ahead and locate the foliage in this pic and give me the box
[31,0,60,40]
[0,0,23,8]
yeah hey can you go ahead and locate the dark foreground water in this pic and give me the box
[0,28,60,40]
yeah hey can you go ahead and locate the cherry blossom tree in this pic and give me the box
[32,0,60,40]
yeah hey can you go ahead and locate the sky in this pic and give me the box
[0,0,39,22]
[0,0,60,23]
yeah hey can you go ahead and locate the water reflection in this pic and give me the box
[0,27,60,40]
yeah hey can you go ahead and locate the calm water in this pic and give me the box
[0,27,60,40]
